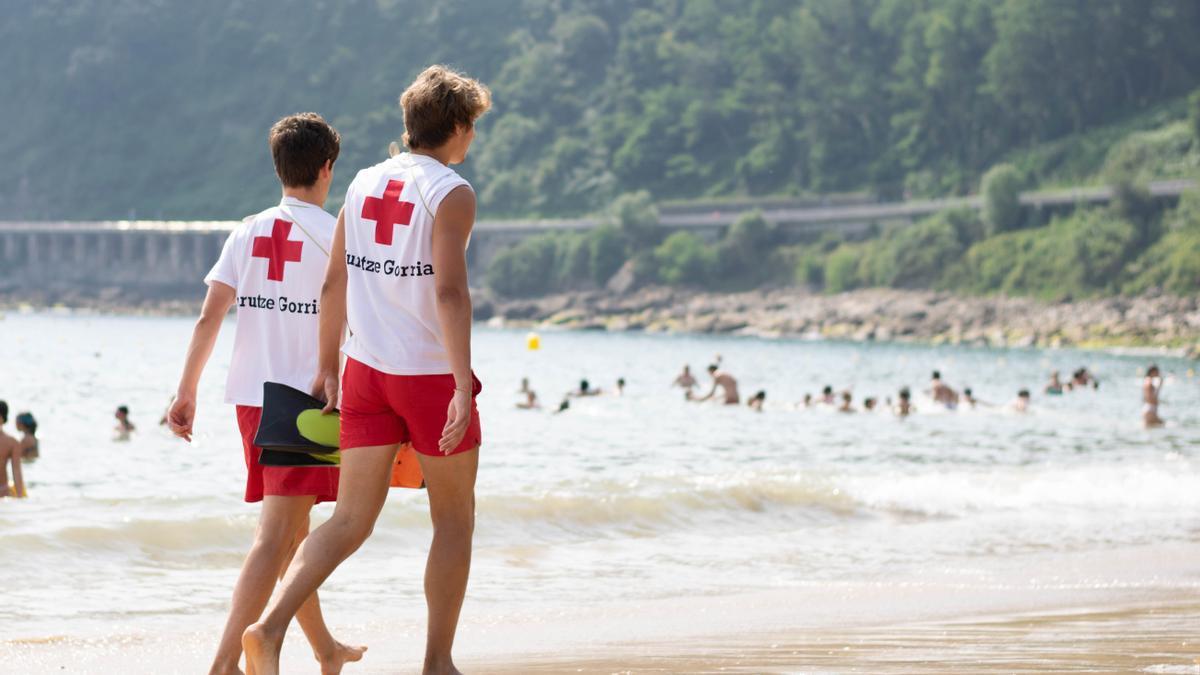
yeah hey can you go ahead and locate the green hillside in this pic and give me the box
[3,0,1199,221]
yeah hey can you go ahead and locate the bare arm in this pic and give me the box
[8,439,24,497]
[432,186,476,454]
[313,209,348,412]
[168,282,236,442]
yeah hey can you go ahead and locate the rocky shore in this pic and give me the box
[479,287,1200,357]
[4,286,1199,357]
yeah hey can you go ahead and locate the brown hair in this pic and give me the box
[268,113,341,187]
[400,65,491,150]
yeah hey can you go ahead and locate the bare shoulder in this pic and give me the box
[439,185,476,214]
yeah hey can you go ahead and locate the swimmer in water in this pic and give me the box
[929,371,960,409]
[1009,389,1031,413]
[820,385,835,405]
[894,388,914,417]
[863,397,877,412]
[518,377,531,395]
[570,379,602,397]
[672,365,698,394]
[15,412,38,461]
[695,365,740,405]
[962,388,983,409]
[114,405,136,441]
[838,391,856,413]
[801,393,813,409]
[748,390,766,412]
[1143,365,1165,428]
[516,390,540,410]
[616,378,626,396]
[1044,371,1064,395]
[0,401,25,498]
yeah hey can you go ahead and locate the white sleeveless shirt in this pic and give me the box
[341,153,471,375]
[205,196,334,405]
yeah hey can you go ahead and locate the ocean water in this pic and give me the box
[1,312,1198,649]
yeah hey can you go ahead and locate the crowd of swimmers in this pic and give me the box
[516,358,1172,428]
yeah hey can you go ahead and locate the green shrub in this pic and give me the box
[824,245,863,294]
[866,215,965,288]
[587,224,627,285]
[654,231,715,285]
[715,210,775,282]
[1125,228,1200,294]
[1192,89,1200,144]
[485,233,561,297]
[950,209,1138,299]
[794,247,825,287]
[554,233,592,288]
[611,191,660,246]
[981,163,1024,236]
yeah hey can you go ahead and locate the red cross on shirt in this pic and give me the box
[361,179,415,245]
[251,219,304,282]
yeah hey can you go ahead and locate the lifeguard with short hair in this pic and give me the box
[167,112,365,675]
[245,65,491,675]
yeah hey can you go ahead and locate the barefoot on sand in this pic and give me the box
[318,641,367,675]
[242,624,281,675]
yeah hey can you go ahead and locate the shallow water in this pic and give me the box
[1,312,1198,650]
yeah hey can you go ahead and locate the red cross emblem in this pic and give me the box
[362,179,415,245]
[251,219,304,281]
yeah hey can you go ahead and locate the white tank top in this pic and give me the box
[204,196,334,405]
[340,153,471,375]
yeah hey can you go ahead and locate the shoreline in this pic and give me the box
[485,286,1200,357]
[4,286,1199,357]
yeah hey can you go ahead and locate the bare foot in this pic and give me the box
[242,623,282,675]
[318,641,367,675]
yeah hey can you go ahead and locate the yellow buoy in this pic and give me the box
[526,332,541,351]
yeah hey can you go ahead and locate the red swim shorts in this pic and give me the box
[339,357,482,456]
[236,405,339,504]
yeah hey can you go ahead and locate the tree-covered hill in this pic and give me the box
[3,0,1199,221]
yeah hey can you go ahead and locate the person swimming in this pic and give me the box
[516,390,540,410]
[616,378,626,396]
[0,401,26,497]
[1044,371,1064,395]
[1070,367,1099,390]
[863,397,877,412]
[114,405,136,441]
[1010,389,1032,413]
[748,390,766,412]
[820,385,835,405]
[929,371,960,409]
[801,393,813,408]
[694,365,740,405]
[15,412,38,461]
[570,379,602,397]
[1143,365,1165,428]
[838,391,856,414]
[672,365,698,394]
[894,388,914,417]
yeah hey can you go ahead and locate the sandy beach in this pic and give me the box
[5,540,1199,673]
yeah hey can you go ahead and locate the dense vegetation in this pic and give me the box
[4,0,1199,298]
[4,0,1200,219]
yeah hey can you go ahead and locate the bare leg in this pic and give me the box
[243,444,397,675]
[210,495,316,675]
[417,448,478,675]
[287,521,367,674]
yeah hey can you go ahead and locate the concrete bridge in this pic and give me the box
[0,178,1192,300]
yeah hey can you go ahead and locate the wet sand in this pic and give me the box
[6,566,1199,674]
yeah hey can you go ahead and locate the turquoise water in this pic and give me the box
[0,312,1198,641]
